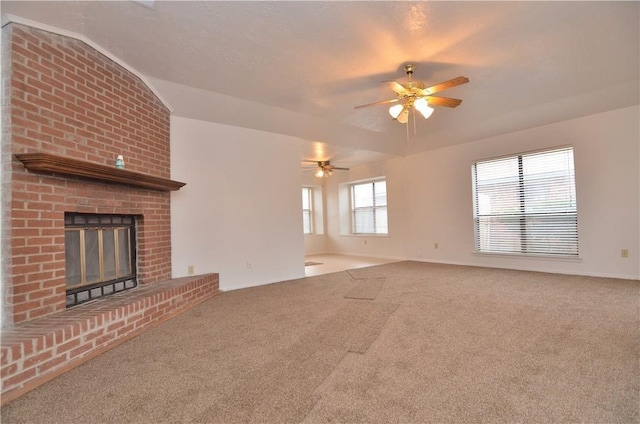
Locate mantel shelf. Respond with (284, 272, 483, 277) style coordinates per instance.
(16, 152, 186, 192)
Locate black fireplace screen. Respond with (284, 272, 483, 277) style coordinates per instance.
(64, 213, 137, 307)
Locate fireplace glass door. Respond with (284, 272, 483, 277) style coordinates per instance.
(65, 213, 137, 307)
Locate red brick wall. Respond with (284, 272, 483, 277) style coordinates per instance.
(3, 23, 173, 325)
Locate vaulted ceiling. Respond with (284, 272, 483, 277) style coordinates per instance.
(2, 1, 639, 169)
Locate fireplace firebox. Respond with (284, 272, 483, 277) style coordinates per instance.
(64, 213, 137, 307)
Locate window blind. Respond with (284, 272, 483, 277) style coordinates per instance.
(352, 180, 388, 234)
(472, 147, 578, 256)
(302, 187, 313, 234)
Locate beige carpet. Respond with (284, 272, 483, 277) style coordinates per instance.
(2, 261, 639, 423)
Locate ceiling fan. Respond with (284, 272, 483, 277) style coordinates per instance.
(354, 64, 469, 125)
(303, 160, 350, 178)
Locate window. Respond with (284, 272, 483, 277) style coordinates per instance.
(351, 180, 388, 234)
(302, 187, 313, 234)
(472, 147, 578, 256)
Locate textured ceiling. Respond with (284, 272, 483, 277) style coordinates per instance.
(2, 1, 639, 169)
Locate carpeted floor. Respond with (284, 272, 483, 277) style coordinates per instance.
(2, 261, 639, 423)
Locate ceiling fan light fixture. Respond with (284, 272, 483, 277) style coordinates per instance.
(397, 107, 410, 124)
(414, 97, 434, 119)
(389, 103, 404, 119)
(315, 167, 333, 178)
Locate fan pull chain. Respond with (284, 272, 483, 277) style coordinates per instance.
(413, 107, 417, 136)
(406, 115, 409, 143)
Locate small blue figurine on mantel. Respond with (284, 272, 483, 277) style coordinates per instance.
(115, 155, 125, 169)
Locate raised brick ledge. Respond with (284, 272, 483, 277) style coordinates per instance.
(0, 273, 220, 405)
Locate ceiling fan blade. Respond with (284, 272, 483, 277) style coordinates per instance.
(354, 98, 400, 109)
(331, 167, 350, 171)
(383, 80, 409, 95)
(421, 76, 469, 96)
(425, 96, 463, 108)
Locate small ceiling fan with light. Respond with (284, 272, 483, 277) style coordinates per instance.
(355, 64, 469, 127)
(303, 160, 350, 178)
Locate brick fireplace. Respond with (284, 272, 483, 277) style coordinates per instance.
(1, 22, 219, 402)
(2, 22, 177, 325)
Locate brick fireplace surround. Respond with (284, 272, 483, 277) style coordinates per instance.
(1, 23, 219, 403)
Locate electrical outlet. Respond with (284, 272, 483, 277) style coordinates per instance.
(621, 249, 629, 258)
(434, 242, 439, 249)
(246, 261, 252, 269)
(188, 265, 194, 275)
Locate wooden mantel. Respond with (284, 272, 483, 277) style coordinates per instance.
(16, 152, 186, 192)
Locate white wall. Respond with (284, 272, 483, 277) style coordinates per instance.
(169, 106, 638, 285)
(170, 117, 306, 290)
(325, 106, 640, 279)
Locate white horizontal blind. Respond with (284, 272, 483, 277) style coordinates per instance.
(472, 147, 578, 256)
(352, 180, 388, 234)
(302, 187, 313, 234)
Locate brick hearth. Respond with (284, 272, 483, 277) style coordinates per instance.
(1, 274, 219, 404)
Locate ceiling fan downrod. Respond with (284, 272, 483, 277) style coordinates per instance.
(404, 64, 415, 80)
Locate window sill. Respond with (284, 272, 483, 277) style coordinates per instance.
(473, 251, 583, 263)
(341, 233, 389, 238)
